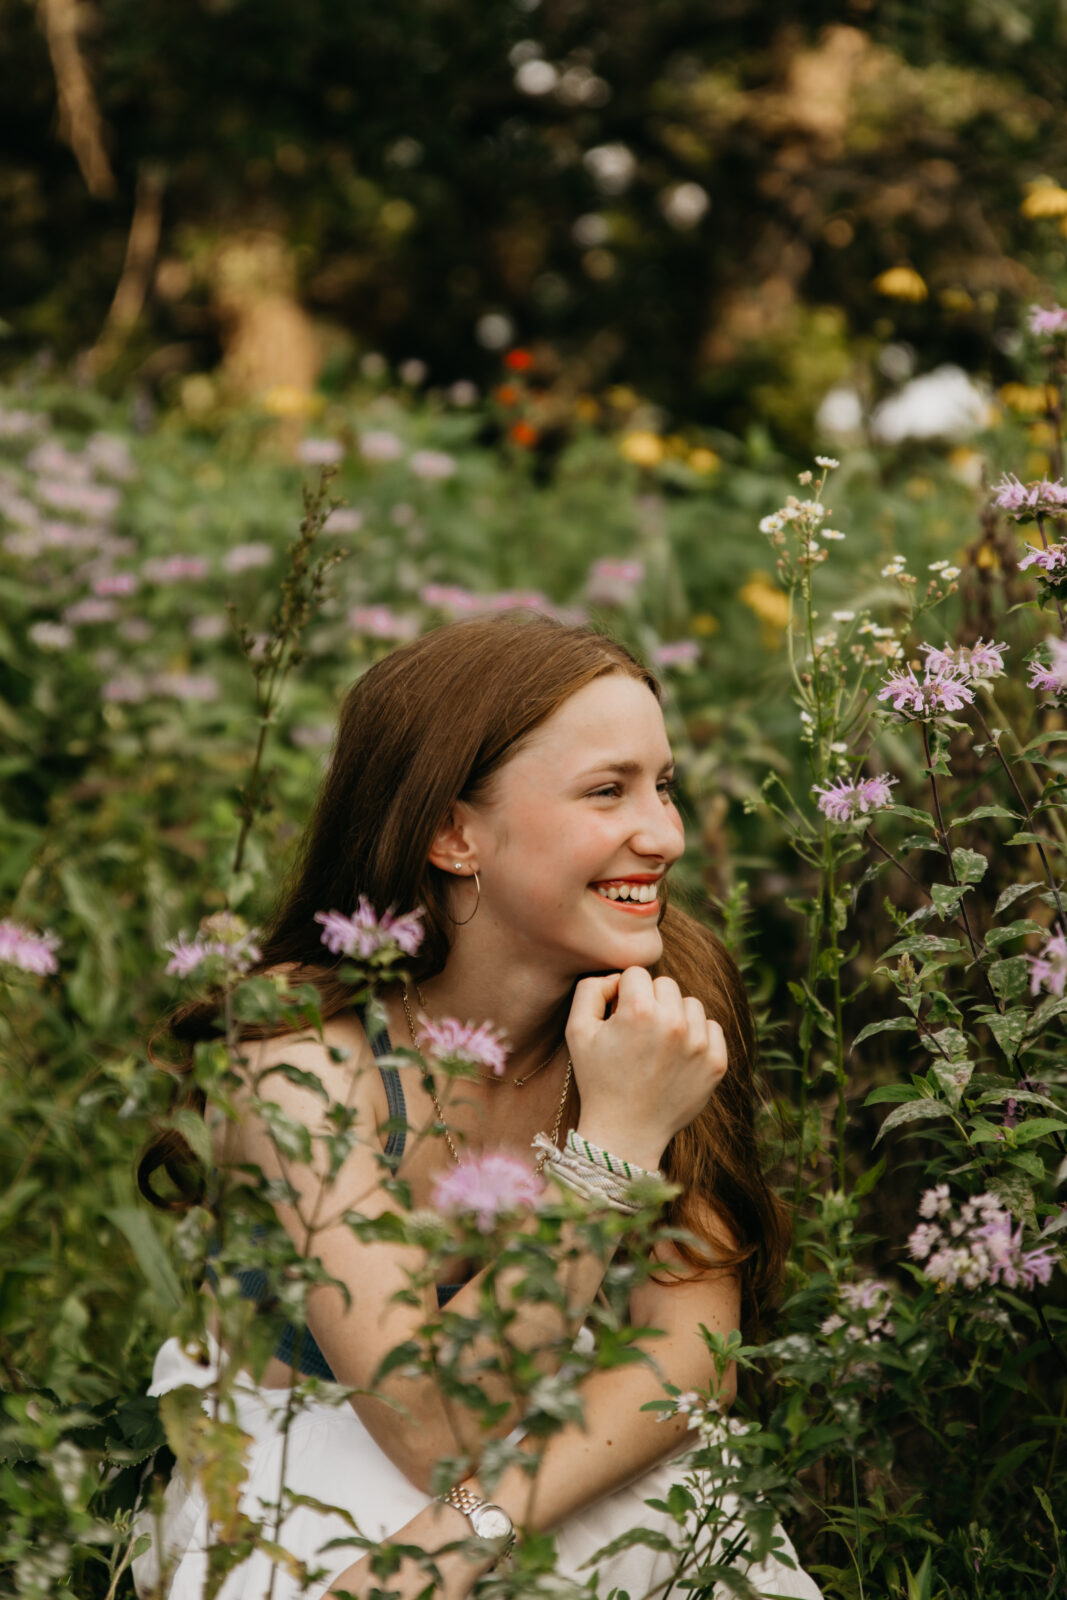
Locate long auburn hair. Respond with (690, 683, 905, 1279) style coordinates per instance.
(139, 614, 790, 1329)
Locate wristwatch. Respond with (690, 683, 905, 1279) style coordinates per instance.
(442, 1483, 516, 1555)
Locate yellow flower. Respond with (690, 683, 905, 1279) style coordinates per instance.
(687, 448, 721, 475)
(573, 395, 600, 422)
(1022, 181, 1067, 219)
(690, 612, 719, 636)
(873, 266, 928, 303)
(739, 573, 790, 630)
(620, 431, 665, 467)
(998, 382, 1054, 415)
(975, 544, 999, 571)
(262, 385, 323, 419)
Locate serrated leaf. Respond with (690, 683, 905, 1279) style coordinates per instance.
(951, 847, 988, 884)
(985, 1006, 1030, 1058)
(853, 1016, 918, 1046)
(875, 1100, 950, 1144)
(951, 804, 1021, 828)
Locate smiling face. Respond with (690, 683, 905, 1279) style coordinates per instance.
(458, 672, 685, 977)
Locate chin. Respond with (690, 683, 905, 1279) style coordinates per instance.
(579, 929, 664, 974)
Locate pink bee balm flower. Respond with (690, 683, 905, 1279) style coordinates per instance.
(1019, 543, 1067, 576)
(1028, 636, 1067, 696)
(0, 919, 60, 975)
(93, 572, 139, 597)
(919, 639, 1007, 681)
(1028, 305, 1067, 337)
(878, 663, 975, 718)
(102, 676, 149, 703)
(1028, 926, 1067, 997)
(587, 558, 645, 607)
(359, 429, 405, 462)
(164, 913, 261, 979)
(315, 898, 424, 960)
(876, 668, 926, 716)
(652, 640, 701, 668)
(153, 673, 220, 702)
(28, 622, 74, 651)
(416, 1015, 509, 1078)
(223, 542, 273, 573)
(432, 1152, 545, 1233)
(409, 449, 458, 481)
(992, 474, 1067, 519)
(143, 555, 209, 583)
(348, 605, 420, 641)
(419, 583, 482, 615)
(323, 508, 364, 535)
(62, 598, 119, 626)
(813, 772, 898, 823)
(297, 437, 344, 466)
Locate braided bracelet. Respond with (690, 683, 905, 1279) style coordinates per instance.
(565, 1129, 664, 1184)
(530, 1132, 663, 1215)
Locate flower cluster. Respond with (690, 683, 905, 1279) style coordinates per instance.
(1028, 304, 1067, 337)
(164, 912, 262, 979)
(315, 898, 424, 960)
(1028, 637, 1067, 696)
(665, 1391, 751, 1447)
(877, 663, 975, 718)
(1028, 925, 1067, 997)
(587, 558, 644, 607)
(992, 474, 1067, 519)
(813, 772, 897, 824)
(432, 1151, 544, 1233)
(416, 1015, 509, 1077)
(0, 919, 61, 976)
(908, 1187, 1058, 1292)
(820, 1278, 895, 1343)
(919, 639, 1007, 681)
(1019, 542, 1067, 578)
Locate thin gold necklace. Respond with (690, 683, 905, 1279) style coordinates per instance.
(412, 981, 560, 1087)
(400, 986, 573, 1171)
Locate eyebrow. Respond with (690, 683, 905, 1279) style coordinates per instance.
(575, 758, 675, 780)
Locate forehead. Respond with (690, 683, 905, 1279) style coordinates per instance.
(510, 673, 670, 771)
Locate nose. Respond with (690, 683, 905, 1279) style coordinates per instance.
(629, 785, 685, 864)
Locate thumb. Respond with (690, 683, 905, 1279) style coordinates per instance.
(568, 972, 622, 1033)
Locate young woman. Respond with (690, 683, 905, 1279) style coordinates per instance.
(134, 615, 822, 1600)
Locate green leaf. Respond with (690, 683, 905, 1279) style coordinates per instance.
(950, 847, 987, 884)
(169, 1107, 213, 1168)
(1025, 992, 1067, 1034)
(931, 882, 967, 916)
(898, 834, 944, 854)
(257, 1062, 330, 1102)
(1006, 831, 1054, 847)
(994, 881, 1044, 915)
(852, 1016, 917, 1046)
(986, 1007, 1030, 1058)
(875, 1100, 951, 1144)
(865, 1084, 925, 1106)
(106, 1206, 183, 1313)
(988, 956, 1030, 1001)
(951, 804, 1021, 828)
(984, 919, 1045, 950)
(1012, 1117, 1067, 1144)
(1018, 729, 1067, 755)
(884, 934, 963, 959)
(930, 1058, 974, 1109)
(853, 1155, 886, 1197)
(886, 804, 938, 829)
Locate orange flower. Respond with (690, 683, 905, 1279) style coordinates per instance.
(505, 349, 533, 372)
(510, 420, 540, 448)
(495, 384, 520, 406)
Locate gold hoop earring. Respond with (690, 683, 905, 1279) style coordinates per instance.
(450, 867, 481, 926)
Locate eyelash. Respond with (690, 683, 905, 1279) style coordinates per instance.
(589, 779, 679, 801)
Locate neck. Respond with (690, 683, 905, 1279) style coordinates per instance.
(404, 953, 573, 1083)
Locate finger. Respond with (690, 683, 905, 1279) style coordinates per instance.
(683, 994, 708, 1048)
(706, 1018, 728, 1081)
(568, 972, 622, 1030)
(616, 966, 655, 1008)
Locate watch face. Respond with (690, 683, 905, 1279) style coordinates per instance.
(472, 1506, 513, 1543)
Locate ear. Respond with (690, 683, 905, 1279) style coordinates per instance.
(426, 802, 479, 875)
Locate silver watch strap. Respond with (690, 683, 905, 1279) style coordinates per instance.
(444, 1484, 485, 1520)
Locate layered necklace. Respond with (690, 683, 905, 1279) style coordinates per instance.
(400, 984, 573, 1171)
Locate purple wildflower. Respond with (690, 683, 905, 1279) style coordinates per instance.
(223, 542, 273, 573)
(1019, 543, 1067, 577)
(877, 667, 926, 716)
(814, 772, 898, 824)
(1028, 636, 1067, 695)
(1028, 305, 1067, 337)
(909, 1189, 1060, 1292)
(315, 898, 425, 960)
(409, 449, 458, 481)
(297, 437, 344, 466)
(419, 583, 483, 615)
(432, 1151, 545, 1233)
(348, 605, 420, 641)
(0, 919, 61, 976)
(152, 673, 220, 702)
(483, 589, 552, 614)
(587, 558, 645, 607)
(652, 640, 701, 668)
(143, 555, 209, 583)
(323, 508, 364, 535)
(919, 639, 1007, 680)
(28, 622, 74, 651)
(164, 913, 261, 979)
(102, 676, 149, 704)
(359, 429, 405, 463)
(878, 662, 975, 719)
(38, 481, 121, 519)
(1028, 925, 1067, 997)
(992, 474, 1067, 519)
(416, 1015, 510, 1078)
(62, 598, 119, 626)
(93, 572, 139, 597)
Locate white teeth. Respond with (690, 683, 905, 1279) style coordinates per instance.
(595, 882, 658, 904)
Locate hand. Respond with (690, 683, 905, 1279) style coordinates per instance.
(325, 1502, 489, 1600)
(565, 967, 727, 1168)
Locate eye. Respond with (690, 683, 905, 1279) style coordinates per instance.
(588, 784, 622, 799)
(658, 777, 679, 800)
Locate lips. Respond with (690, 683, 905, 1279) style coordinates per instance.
(590, 876, 662, 914)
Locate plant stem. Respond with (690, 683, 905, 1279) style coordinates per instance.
(920, 723, 983, 969)
(972, 703, 1067, 931)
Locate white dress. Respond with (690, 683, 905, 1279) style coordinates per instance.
(131, 1333, 823, 1600)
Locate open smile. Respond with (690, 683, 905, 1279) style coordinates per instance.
(590, 876, 662, 916)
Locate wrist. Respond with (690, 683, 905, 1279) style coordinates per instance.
(574, 1119, 665, 1173)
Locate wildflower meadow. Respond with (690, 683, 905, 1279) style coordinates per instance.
(3, 294, 1067, 1600)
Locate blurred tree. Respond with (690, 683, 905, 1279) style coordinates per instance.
(4, 0, 1067, 435)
